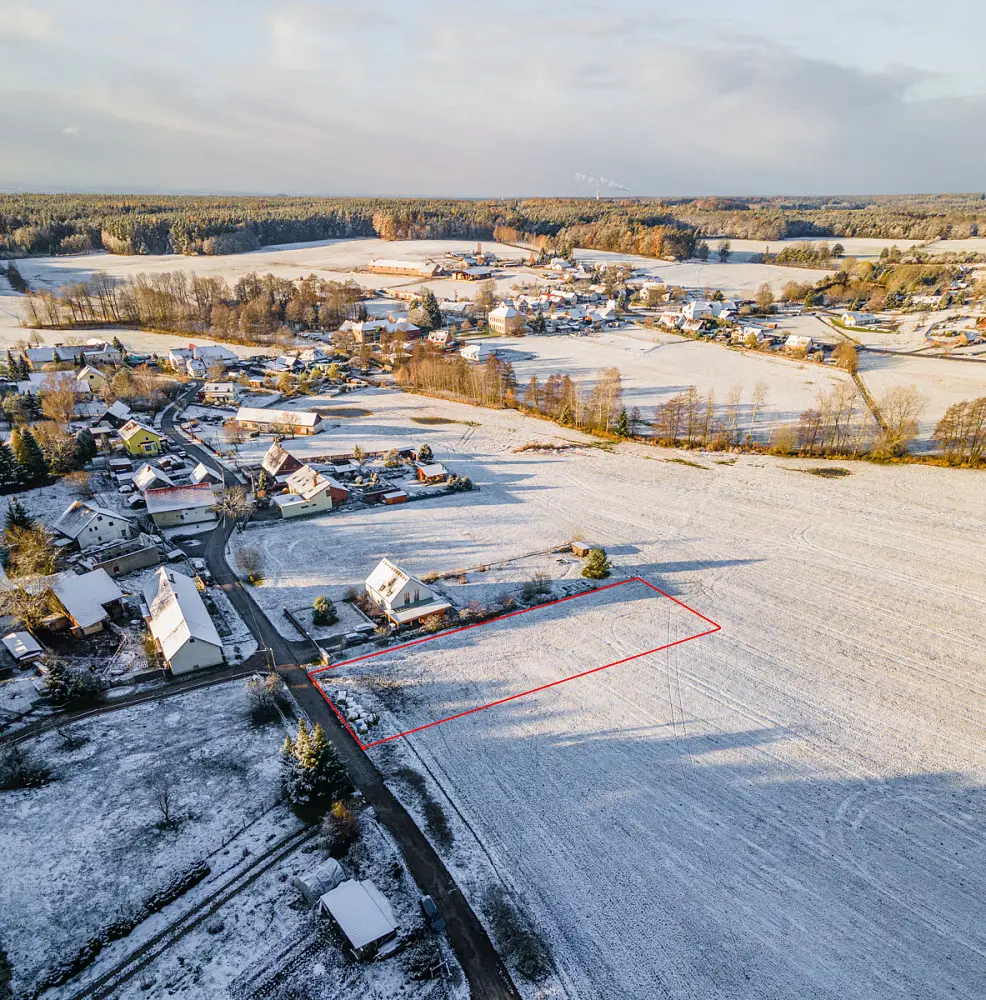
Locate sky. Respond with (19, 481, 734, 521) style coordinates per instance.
(1, 0, 985, 196)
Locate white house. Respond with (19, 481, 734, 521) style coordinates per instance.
(460, 342, 497, 363)
(144, 483, 218, 529)
(273, 465, 341, 518)
(364, 558, 452, 628)
(201, 382, 239, 404)
(841, 311, 879, 327)
(143, 567, 224, 674)
(785, 334, 815, 352)
(488, 304, 524, 335)
(53, 501, 133, 550)
(133, 463, 174, 494)
(681, 300, 715, 320)
(189, 462, 224, 489)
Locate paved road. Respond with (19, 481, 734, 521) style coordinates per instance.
(162, 394, 521, 1000)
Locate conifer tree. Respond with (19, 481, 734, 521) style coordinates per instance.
(74, 427, 97, 464)
(417, 443, 433, 463)
(4, 497, 32, 531)
(10, 427, 47, 484)
(280, 719, 352, 807)
(0, 441, 21, 488)
(616, 407, 630, 437)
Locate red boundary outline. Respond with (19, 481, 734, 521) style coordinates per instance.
(310, 576, 720, 750)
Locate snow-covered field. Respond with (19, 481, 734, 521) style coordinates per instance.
(231, 388, 986, 1000)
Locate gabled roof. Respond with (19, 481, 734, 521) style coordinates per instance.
(53, 500, 132, 540)
(365, 558, 412, 601)
(119, 418, 160, 441)
(143, 567, 222, 661)
(317, 879, 397, 952)
(236, 406, 320, 428)
(51, 569, 123, 628)
(203, 381, 236, 393)
(133, 463, 174, 493)
(189, 462, 223, 485)
(261, 441, 303, 478)
(144, 482, 217, 514)
(107, 400, 132, 421)
(77, 364, 108, 382)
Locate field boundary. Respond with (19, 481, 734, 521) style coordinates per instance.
(311, 576, 721, 749)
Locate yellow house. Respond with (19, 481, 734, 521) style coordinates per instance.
(76, 365, 109, 394)
(119, 418, 162, 457)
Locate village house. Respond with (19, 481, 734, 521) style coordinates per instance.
(261, 441, 303, 481)
(49, 569, 126, 636)
(76, 365, 109, 393)
(189, 462, 224, 489)
(784, 334, 814, 352)
(53, 501, 133, 551)
(841, 311, 879, 327)
(364, 558, 452, 628)
(235, 406, 322, 436)
(144, 483, 218, 529)
(200, 382, 239, 405)
(273, 465, 346, 518)
(80, 533, 161, 576)
(143, 567, 224, 674)
(416, 462, 448, 484)
(119, 419, 163, 457)
(426, 330, 455, 348)
(133, 463, 174, 493)
(488, 304, 524, 335)
(452, 266, 494, 281)
(460, 342, 497, 363)
(24, 341, 121, 369)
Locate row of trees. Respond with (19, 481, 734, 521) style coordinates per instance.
(23, 271, 366, 344)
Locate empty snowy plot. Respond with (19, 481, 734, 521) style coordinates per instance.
(315, 578, 718, 746)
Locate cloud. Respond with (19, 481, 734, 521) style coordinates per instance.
(0, 1, 984, 195)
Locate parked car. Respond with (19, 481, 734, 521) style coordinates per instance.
(419, 895, 446, 933)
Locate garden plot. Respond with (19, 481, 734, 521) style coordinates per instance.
(315, 578, 717, 747)
(0, 680, 294, 998)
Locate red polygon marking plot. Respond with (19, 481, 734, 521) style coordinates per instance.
(310, 576, 720, 750)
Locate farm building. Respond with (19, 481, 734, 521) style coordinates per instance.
(133, 463, 174, 494)
(453, 266, 493, 281)
(261, 441, 303, 481)
(364, 558, 451, 628)
(53, 501, 133, 550)
(784, 335, 814, 352)
(367, 259, 443, 278)
(119, 419, 163, 457)
(144, 483, 218, 529)
(49, 569, 126, 636)
(235, 406, 322, 435)
(383, 490, 408, 505)
(80, 534, 161, 576)
(143, 567, 224, 674)
(317, 879, 398, 960)
(293, 858, 346, 905)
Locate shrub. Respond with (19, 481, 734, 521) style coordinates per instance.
(40, 659, 104, 707)
(235, 546, 264, 585)
(321, 798, 361, 856)
(245, 672, 289, 724)
(312, 596, 338, 626)
(581, 547, 611, 579)
(0, 746, 52, 791)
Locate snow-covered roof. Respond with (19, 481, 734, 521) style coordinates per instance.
(293, 857, 345, 903)
(236, 406, 321, 428)
(143, 567, 222, 661)
(77, 364, 108, 382)
(386, 597, 452, 625)
(133, 463, 174, 493)
(285, 465, 338, 501)
(2, 631, 42, 660)
(53, 500, 131, 540)
(489, 304, 519, 319)
(368, 258, 440, 275)
(189, 462, 222, 485)
(107, 400, 132, 421)
(51, 569, 123, 628)
(144, 483, 217, 514)
(365, 558, 412, 601)
(417, 462, 447, 478)
(203, 381, 236, 393)
(261, 441, 302, 477)
(317, 879, 397, 952)
(119, 418, 159, 441)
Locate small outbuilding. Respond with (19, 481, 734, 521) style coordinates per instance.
(293, 858, 346, 905)
(2, 631, 43, 662)
(144, 483, 218, 529)
(317, 879, 398, 960)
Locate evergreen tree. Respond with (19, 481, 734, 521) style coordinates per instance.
(531, 312, 546, 335)
(419, 289, 443, 330)
(281, 719, 352, 807)
(417, 443, 433, 463)
(581, 547, 612, 580)
(0, 441, 21, 488)
(616, 407, 630, 437)
(74, 427, 98, 464)
(10, 427, 47, 484)
(4, 497, 32, 531)
(312, 595, 338, 626)
(16, 356, 29, 379)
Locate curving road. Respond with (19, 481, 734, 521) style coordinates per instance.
(161, 387, 521, 1000)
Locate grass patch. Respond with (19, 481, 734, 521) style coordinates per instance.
(666, 457, 709, 470)
(410, 416, 478, 426)
(392, 766, 454, 850)
(483, 885, 553, 983)
(805, 466, 852, 477)
(312, 406, 372, 418)
(713, 458, 737, 465)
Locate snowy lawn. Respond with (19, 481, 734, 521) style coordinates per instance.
(0, 679, 294, 997)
